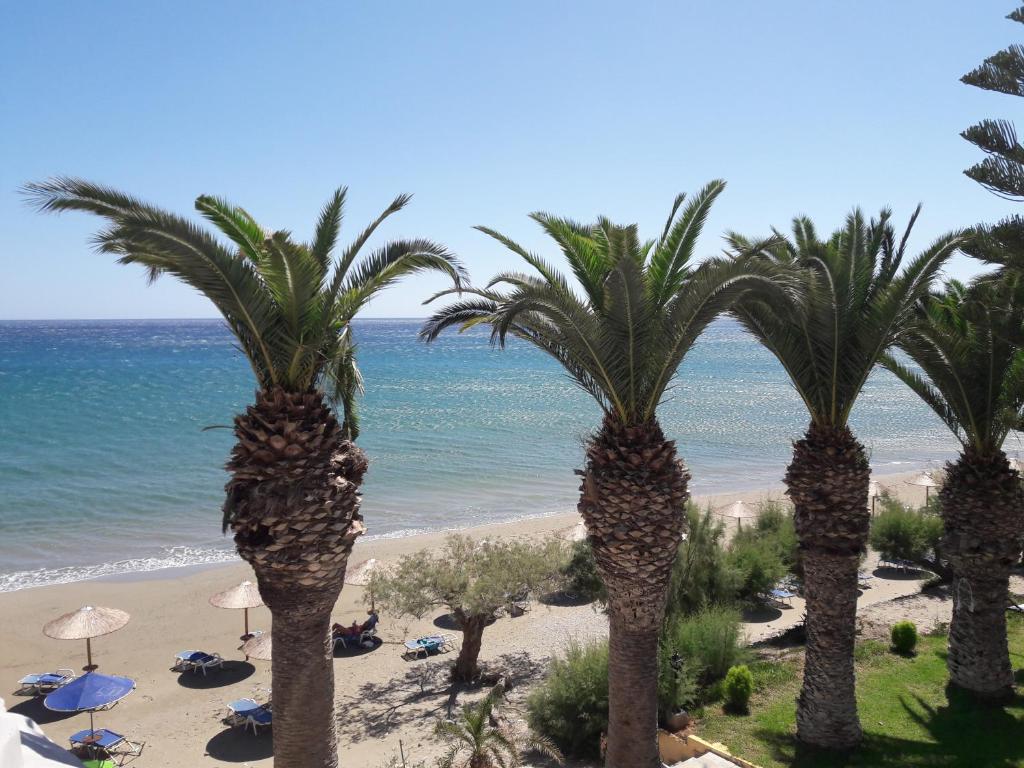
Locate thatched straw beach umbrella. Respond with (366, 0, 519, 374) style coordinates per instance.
(907, 471, 939, 503)
(715, 500, 759, 530)
(209, 581, 264, 640)
(43, 606, 129, 671)
(346, 559, 379, 611)
(868, 480, 881, 515)
(241, 632, 272, 661)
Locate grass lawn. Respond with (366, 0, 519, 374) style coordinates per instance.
(696, 614, 1024, 768)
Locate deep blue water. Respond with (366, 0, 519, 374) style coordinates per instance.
(0, 318, 964, 590)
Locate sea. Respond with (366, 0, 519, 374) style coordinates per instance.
(0, 318, 976, 592)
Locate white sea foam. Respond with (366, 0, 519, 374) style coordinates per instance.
(0, 545, 241, 593)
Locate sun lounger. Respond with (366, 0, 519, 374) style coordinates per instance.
(768, 588, 795, 606)
(69, 728, 144, 765)
(333, 612, 380, 650)
(225, 698, 262, 727)
(245, 707, 273, 735)
(1008, 601, 1024, 614)
(402, 634, 454, 659)
(173, 650, 224, 675)
(16, 668, 75, 695)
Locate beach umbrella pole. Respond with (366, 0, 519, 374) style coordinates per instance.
(86, 637, 93, 670)
(244, 607, 249, 637)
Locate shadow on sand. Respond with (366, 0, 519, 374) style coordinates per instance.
(433, 612, 496, 631)
(338, 650, 546, 743)
(873, 566, 927, 581)
(6, 696, 78, 724)
(743, 605, 784, 624)
(177, 660, 255, 689)
(334, 637, 383, 658)
(206, 726, 273, 762)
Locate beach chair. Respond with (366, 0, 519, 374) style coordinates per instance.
(225, 698, 262, 727)
(69, 728, 144, 765)
(245, 707, 273, 735)
(333, 612, 380, 650)
(15, 668, 75, 695)
(858, 570, 874, 588)
(402, 635, 444, 660)
(173, 650, 224, 676)
(768, 588, 795, 607)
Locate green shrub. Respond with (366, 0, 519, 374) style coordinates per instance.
(891, 621, 918, 655)
(560, 540, 606, 602)
(665, 605, 746, 683)
(526, 641, 608, 758)
(753, 500, 799, 572)
(666, 504, 741, 617)
(723, 664, 754, 713)
(657, 638, 698, 722)
(871, 496, 943, 566)
(726, 534, 787, 601)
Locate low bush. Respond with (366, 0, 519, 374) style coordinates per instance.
(723, 664, 754, 713)
(726, 534, 787, 602)
(560, 539, 606, 602)
(526, 641, 608, 759)
(666, 504, 741, 617)
(664, 605, 746, 683)
(891, 620, 918, 655)
(658, 638, 698, 722)
(871, 496, 946, 577)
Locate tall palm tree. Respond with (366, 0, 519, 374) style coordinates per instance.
(421, 180, 785, 768)
(728, 209, 961, 749)
(25, 177, 464, 768)
(882, 277, 1024, 700)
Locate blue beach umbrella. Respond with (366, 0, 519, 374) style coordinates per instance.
(43, 672, 135, 734)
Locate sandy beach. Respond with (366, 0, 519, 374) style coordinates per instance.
(0, 469, 944, 767)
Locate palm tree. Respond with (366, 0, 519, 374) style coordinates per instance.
(25, 177, 464, 768)
(882, 277, 1024, 700)
(421, 180, 785, 768)
(728, 209, 961, 749)
(434, 684, 563, 768)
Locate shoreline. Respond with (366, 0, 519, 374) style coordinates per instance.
(1, 466, 940, 595)
(0, 468, 939, 768)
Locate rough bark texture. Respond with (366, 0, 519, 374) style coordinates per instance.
(941, 449, 1024, 701)
(454, 612, 488, 683)
(578, 417, 689, 768)
(224, 388, 368, 768)
(785, 423, 870, 750)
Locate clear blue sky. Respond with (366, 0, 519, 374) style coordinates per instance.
(1, 1, 1020, 319)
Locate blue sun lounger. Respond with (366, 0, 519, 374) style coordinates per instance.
(402, 635, 453, 659)
(173, 650, 224, 675)
(768, 588, 795, 606)
(69, 728, 144, 763)
(245, 707, 273, 735)
(16, 669, 75, 695)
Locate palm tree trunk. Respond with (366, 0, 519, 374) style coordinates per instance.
(606, 611, 660, 767)
(785, 423, 870, 750)
(224, 388, 369, 768)
(260, 582, 339, 768)
(579, 417, 689, 768)
(941, 449, 1023, 701)
(453, 612, 488, 683)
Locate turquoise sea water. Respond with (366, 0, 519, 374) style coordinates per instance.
(0, 318, 967, 591)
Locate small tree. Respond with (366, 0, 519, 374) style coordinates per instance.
(435, 684, 563, 768)
(870, 496, 950, 579)
(370, 535, 565, 681)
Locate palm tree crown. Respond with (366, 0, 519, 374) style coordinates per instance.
(24, 177, 465, 437)
(421, 180, 783, 424)
(728, 208, 963, 427)
(882, 278, 1024, 455)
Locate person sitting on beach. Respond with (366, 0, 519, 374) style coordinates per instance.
(331, 621, 360, 639)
